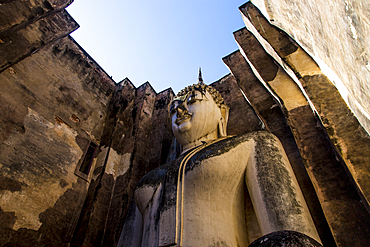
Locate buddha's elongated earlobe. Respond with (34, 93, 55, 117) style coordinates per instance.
(218, 104, 230, 137)
(218, 118, 226, 137)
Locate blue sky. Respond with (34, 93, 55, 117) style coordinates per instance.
(67, 0, 247, 93)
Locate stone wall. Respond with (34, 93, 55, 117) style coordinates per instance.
(229, 2, 370, 246)
(0, 1, 116, 245)
(70, 80, 176, 247)
(249, 0, 370, 134)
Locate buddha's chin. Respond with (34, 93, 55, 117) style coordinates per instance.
(176, 120, 191, 133)
(173, 122, 196, 146)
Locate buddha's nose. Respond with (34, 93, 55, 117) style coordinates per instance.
(176, 102, 187, 117)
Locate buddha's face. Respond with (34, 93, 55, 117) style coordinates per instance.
(170, 89, 222, 147)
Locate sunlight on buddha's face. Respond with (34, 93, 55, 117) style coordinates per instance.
(170, 88, 222, 150)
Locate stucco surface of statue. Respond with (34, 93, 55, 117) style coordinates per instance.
(120, 75, 322, 247)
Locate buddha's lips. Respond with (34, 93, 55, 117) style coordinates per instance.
(175, 113, 192, 125)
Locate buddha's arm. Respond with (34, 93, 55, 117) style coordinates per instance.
(135, 185, 158, 215)
(244, 131, 321, 244)
(117, 200, 143, 247)
(118, 184, 159, 247)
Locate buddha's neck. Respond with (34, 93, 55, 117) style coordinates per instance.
(181, 131, 219, 154)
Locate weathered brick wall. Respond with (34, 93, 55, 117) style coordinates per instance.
(71, 80, 176, 247)
(0, 0, 76, 73)
(232, 2, 370, 246)
(249, 0, 370, 134)
(0, 1, 115, 245)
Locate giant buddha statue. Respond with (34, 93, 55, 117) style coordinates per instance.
(121, 72, 322, 247)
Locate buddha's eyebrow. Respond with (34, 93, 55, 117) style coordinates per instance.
(170, 100, 182, 109)
(170, 99, 182, 105)
(194, 88, 205, 94)
(190, 89, 206, 97)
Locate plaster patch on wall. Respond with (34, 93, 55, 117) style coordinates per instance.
(93, 146, 109, 175)
(0, 108, 83, 230)
(285, 49, 322, 77)
(347, 15, 358, 39)
(105, 150, 131, 179)
(267, 68, 308, 111)
(1, 182, 72, 230)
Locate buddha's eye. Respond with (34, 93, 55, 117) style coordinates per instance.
(187, 91, 203, 104)
(187, 94, 195, 104)
(170, 101, 181, 114)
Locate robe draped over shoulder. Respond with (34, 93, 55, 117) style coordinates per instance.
(126, 131, 320, 247)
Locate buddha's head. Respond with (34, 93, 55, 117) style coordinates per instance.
(170, 82, 229, 153)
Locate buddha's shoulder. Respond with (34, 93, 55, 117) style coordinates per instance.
(136, 156, 182, 189)
(189, 131, 276, 162)
(214, 130, 278, 148)
(136, 132, 279, 187)
(233, 131, 282, 151)
(239, 130, 279, 142)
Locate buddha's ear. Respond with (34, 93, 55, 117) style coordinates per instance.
(218, 104, 230, 137)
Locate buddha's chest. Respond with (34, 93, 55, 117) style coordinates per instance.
(137, 140, 254, 247)
(184, 145, 251, 186)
